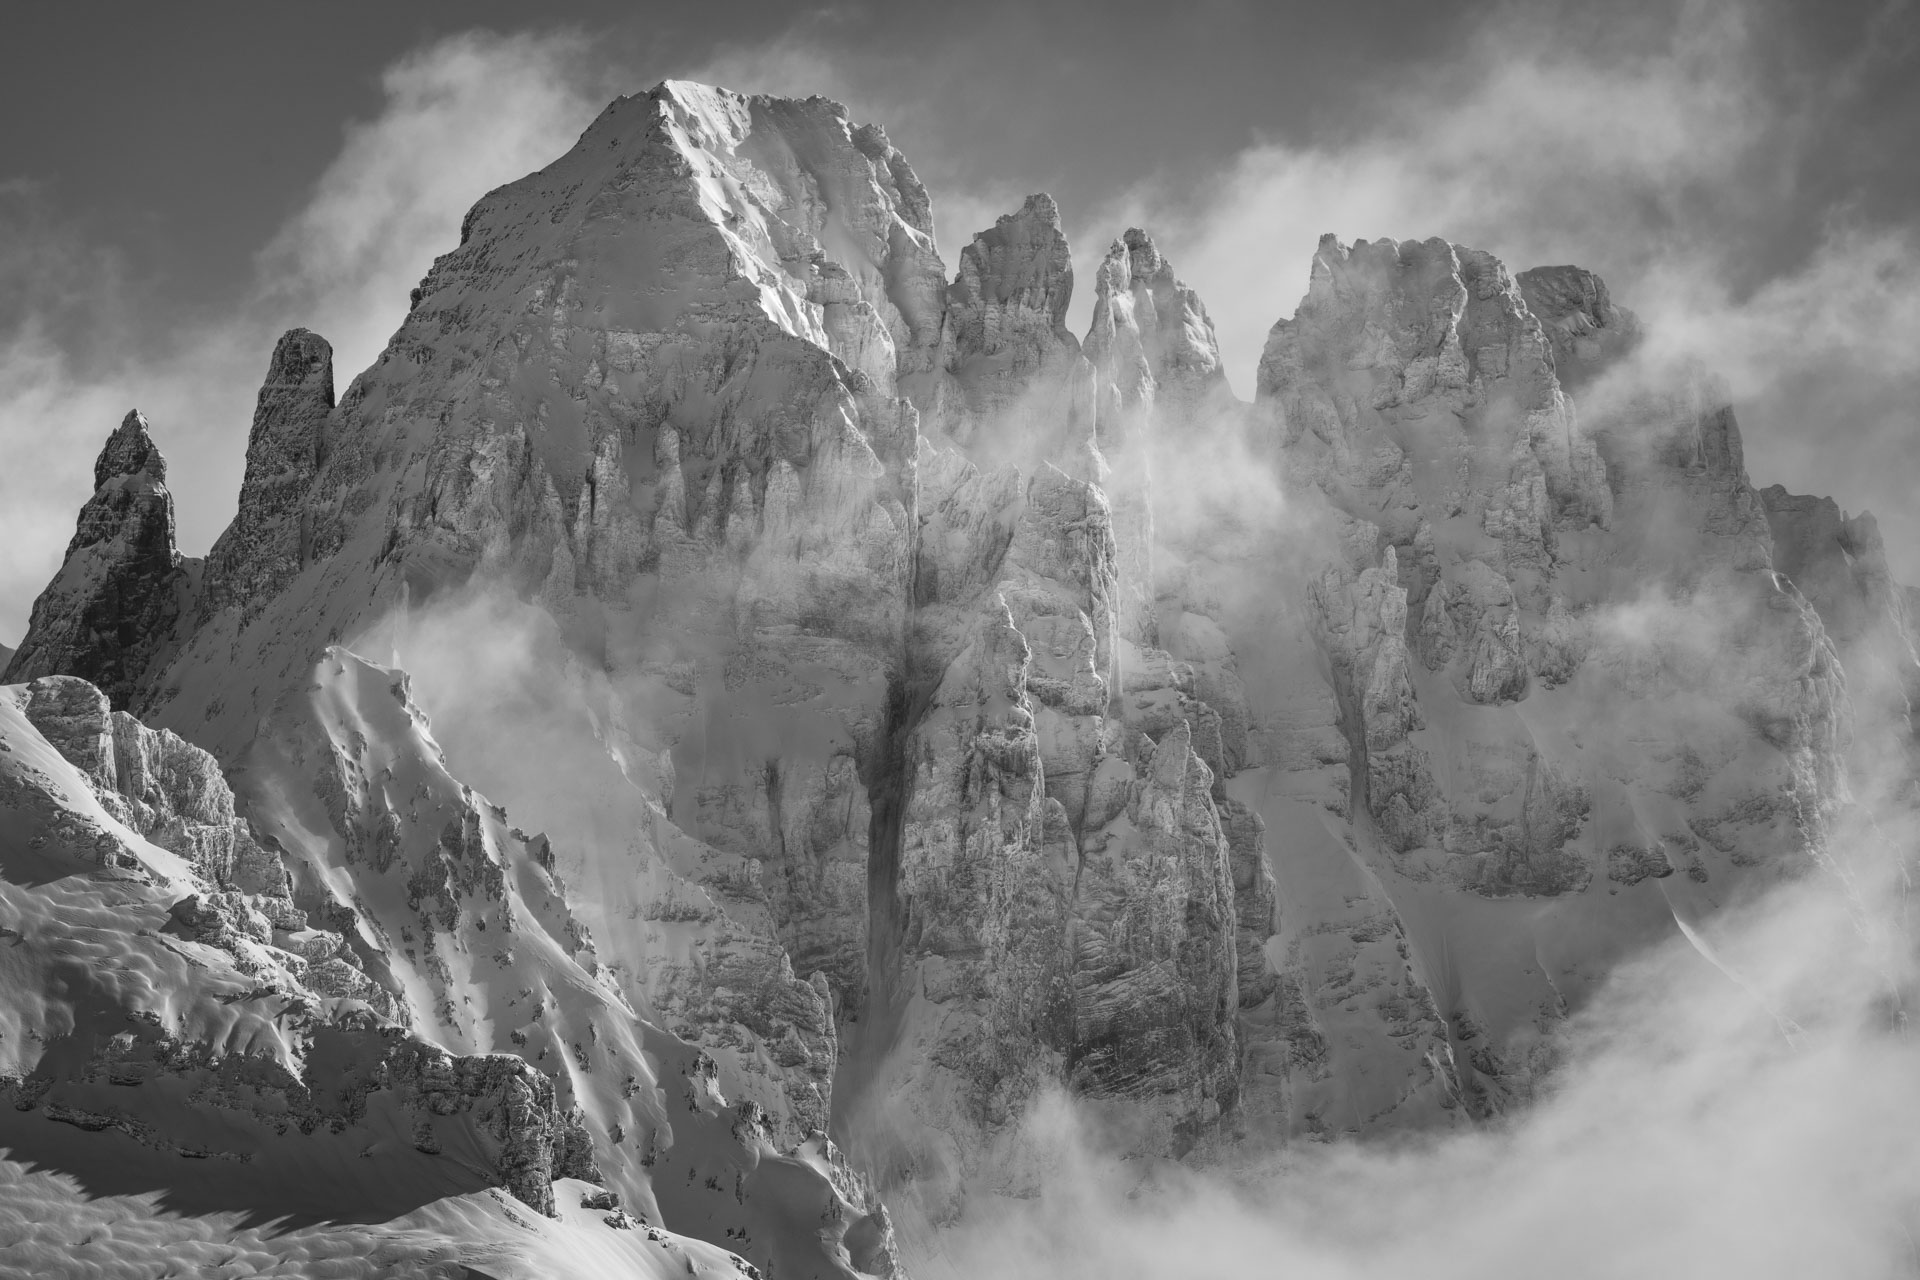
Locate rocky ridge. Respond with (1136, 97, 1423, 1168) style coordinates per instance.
(2, 77, 1910, 1269)
(0, 675, 589, 1214)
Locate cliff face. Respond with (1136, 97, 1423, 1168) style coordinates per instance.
(0, 78, 1901, 1268)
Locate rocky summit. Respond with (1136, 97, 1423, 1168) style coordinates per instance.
(1, 80, 1914, 1277)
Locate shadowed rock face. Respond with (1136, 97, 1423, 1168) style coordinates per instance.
(3, 412, 192, 710)
(203, 327, 335, 617)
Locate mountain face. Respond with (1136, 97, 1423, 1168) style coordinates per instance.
(2, 80, 1914, 1276)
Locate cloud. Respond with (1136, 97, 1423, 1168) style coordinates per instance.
(909, 834, 1920, 1279)
(1126, 3, 1768, 385)
(1107, 1, 1920, 576)
(0, 30, 606, 645)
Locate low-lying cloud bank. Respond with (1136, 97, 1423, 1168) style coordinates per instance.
(910, 835, 1920, 1279)
(0, 30, 605, 643)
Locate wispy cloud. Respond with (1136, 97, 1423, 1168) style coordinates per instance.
(911, 833, 1920, 1278)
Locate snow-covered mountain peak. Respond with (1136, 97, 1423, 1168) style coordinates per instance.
(3, 77, 1916, 1280)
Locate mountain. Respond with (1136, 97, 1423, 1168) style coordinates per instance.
(2, 80, 1914, 1276)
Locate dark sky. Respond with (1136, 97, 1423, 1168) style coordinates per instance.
(1, 0, 1916, 640)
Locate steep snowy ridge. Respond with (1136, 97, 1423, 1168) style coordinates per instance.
(0, 668, 893, 1278)
(1, 78, 1913, 1273)
(0, 676, 583, 1210)
(203, 327, 337, 619)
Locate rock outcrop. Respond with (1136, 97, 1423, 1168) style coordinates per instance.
(843, 213, 1261, 1208)
(3, 412, 194, 709)
(1082, 227, 1233, 648)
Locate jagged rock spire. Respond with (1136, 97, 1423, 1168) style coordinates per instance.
(93, 406, 168, 489)
(1761, 486, 1920, 766)
(1085, 227, 1226, 415)
(1078, 227, 1230, 647)
(203, 327, 335, 616)
(2, 410, 189, 709)
(947, 192, 1076, 347)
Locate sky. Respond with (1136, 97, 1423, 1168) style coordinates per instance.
(1, 0, 1917, 643)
